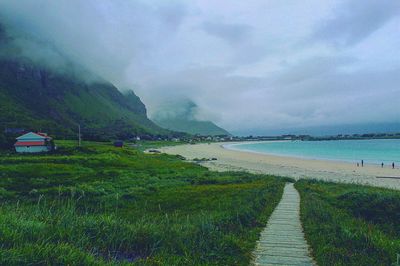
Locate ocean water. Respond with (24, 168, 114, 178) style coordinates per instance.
(227, 139, 400, 165)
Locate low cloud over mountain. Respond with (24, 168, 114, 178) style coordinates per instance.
(1, 0, 399, 135)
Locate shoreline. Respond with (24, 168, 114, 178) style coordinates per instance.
(223, 141, 359, 165)
(224, 140, 400, 165)
(160, 142, 400, 190)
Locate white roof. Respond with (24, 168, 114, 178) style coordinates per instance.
(16, 132, 51, 141)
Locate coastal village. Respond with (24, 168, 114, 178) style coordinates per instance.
(5, 127, 400, 154)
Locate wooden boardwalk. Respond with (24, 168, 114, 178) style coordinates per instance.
(252, 183, 315, 266)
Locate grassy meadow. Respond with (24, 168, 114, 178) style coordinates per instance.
(0, 140, 289, 265)
(296, 180, 400, 266)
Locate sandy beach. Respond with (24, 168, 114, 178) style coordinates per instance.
(160, 142, 400, 190)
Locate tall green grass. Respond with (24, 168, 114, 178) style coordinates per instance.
(296, 180, 400, 266)
(0, 141, 288, 265)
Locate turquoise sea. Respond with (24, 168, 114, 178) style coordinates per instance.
(227, 139, 400, 165)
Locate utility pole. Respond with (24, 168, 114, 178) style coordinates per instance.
(78, 124, 81, 147)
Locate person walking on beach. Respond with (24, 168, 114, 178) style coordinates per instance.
(393, 162, 395, 169)
(381, 162, 384, 168)
(361, 160, 364, 167)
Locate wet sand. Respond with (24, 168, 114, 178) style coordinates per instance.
(160, 142, 400, 190)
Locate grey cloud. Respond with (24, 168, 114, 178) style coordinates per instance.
(156, 2, 187, 30)
(0, 0, 399, 135)
(200, 21, 268, 65)
(271, 56, 357, 88)
(313, 0, 400, 47)
(0, 0, 188, 86)
(201, 21, 253, 44)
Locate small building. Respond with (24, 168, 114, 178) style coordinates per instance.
(114, 140, 124, 148)
(14, 132, 53, 153)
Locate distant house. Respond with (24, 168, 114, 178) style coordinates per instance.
(114, 140, 124, 148)
(14, 132, 53, 153)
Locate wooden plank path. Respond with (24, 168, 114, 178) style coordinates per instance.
(252, 183, 315, 266)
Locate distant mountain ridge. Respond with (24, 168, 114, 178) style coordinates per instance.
(154, 118, 230, 136)
(152, 100, 230, 136)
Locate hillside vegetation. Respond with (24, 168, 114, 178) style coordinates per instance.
(0, 23, 169, 145)
(0, 141, 288, 265)
(296, 180, 400, 266)
(0, 59, 167, 140)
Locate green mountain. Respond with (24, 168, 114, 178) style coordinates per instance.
(0, 24, 168, 144)
(154, 118, 230, 136)
(152, 101, 230, 136)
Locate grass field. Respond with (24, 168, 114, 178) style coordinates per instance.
(0, 141, 289, 265)
(133, 140, 187, 152)
(296, 179, 400, 266)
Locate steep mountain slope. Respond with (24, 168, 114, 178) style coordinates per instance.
(0, 24, 168, 142)
(0, 59, 167, 140)
(152, 100, 230, 136)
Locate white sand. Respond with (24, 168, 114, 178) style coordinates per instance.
(160, 142, 400, 190)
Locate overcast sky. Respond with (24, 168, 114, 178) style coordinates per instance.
(1, 0, 399, 135)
